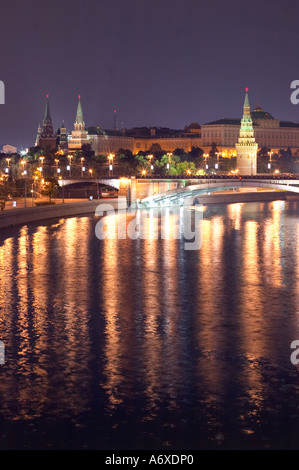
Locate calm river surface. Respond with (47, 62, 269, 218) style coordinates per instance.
(1, 200, 299, 449)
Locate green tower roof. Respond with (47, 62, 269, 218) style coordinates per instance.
(75, 95, 84, 125)
(244, 87, 250, 109)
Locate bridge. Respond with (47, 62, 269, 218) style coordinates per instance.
(58, 177, 121, 190)
(57, 175, 299, 207)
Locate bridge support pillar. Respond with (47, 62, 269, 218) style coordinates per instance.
(117, 177, 137, 206)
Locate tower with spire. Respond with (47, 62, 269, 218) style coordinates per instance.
(68, 95, 90, 150)
(36, 94, 57, 150)
(235, 88, 258, 175)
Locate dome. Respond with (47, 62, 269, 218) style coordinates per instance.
(251, 104, 274, 120)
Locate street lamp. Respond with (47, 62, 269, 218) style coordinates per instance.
(215, 152, 220, 170)
(204, 153, 209, 170)
(55, 158, 60, 175)
(21, 160, 27, 207)
(5, 158, 11, 174)
(147, 154, 153, 175)
(39, 156, 45, 175)
(67, 155, 73, 176)
(108, 153, 114, 176)
(268, 150, 273, 172)
(166, 152, 172, 171)
(81, 157, 85, 177)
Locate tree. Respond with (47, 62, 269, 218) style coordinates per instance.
(176, 161, 196, 176)
(257, 147, 271, 158)
(41, 177, 59, 202)
(0, 176, 15, 210)
(81, 144, 94, 159)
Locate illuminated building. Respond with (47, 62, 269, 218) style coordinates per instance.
(235, 88, 258, 175)
(68, 95, 90, 150)
(201, 99, 299, 157)
(2, 144, 17, 154)
(88, 124, 202, 155)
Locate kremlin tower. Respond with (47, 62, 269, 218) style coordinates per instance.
(35, 95, 57, 150)
(68, 95, 90, 150)
(235, 88, 258, 175)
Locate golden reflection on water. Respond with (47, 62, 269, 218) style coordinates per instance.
(0, 202, 299, 433)
(101, 212, 123, 409)
(0, 217, 93, 421)
(227, 202, 243, 231)
(263, 201, 282, 289)
(196, 216, 226, 402)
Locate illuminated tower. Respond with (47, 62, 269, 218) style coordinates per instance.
(36, 94, 57, 150)
(235, 88, 258, 175)
(68, 95, 90, 150)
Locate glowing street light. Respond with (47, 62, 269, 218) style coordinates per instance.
(108, 153, 114, 176)
(39, 156, 45, 175)
(21, 160, 27, 207)
(5, 157, 11, 174)
(80, 157, 85, 176)
(147, 154, 154, 175)
(67, 155, 73, 176)
(215, 151, 221, 170)
(268, 150, 273, 172)
(54, 158, 60, 175)
(20, 159, 27, 175)
(204, 153, 209, 169)
(166, 152, 172, 170)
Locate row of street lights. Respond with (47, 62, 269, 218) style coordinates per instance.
(4, 149, 277, 182)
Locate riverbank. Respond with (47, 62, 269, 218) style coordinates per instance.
(0, 198, 125, 229)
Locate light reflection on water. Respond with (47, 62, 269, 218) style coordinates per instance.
(1, 201, 299, 449)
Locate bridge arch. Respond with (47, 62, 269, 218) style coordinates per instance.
(58, 178, 120, 190)
(141, 180, 299, 207)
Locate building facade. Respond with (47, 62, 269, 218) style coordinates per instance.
(201, 103, 299, 157)
(88, 125, 202, 155)
(2, 144, 17, 154)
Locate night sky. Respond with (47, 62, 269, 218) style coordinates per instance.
(1, 0, 299, 150)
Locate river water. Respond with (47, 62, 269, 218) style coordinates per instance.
(1, 200, 299, 449)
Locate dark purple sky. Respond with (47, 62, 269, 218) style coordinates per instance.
(1, 0, 299, 150)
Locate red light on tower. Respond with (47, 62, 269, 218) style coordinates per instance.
(245, 87, 249, 92)
(46, 94, 49, 98)
(78, 94, 81, 99)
